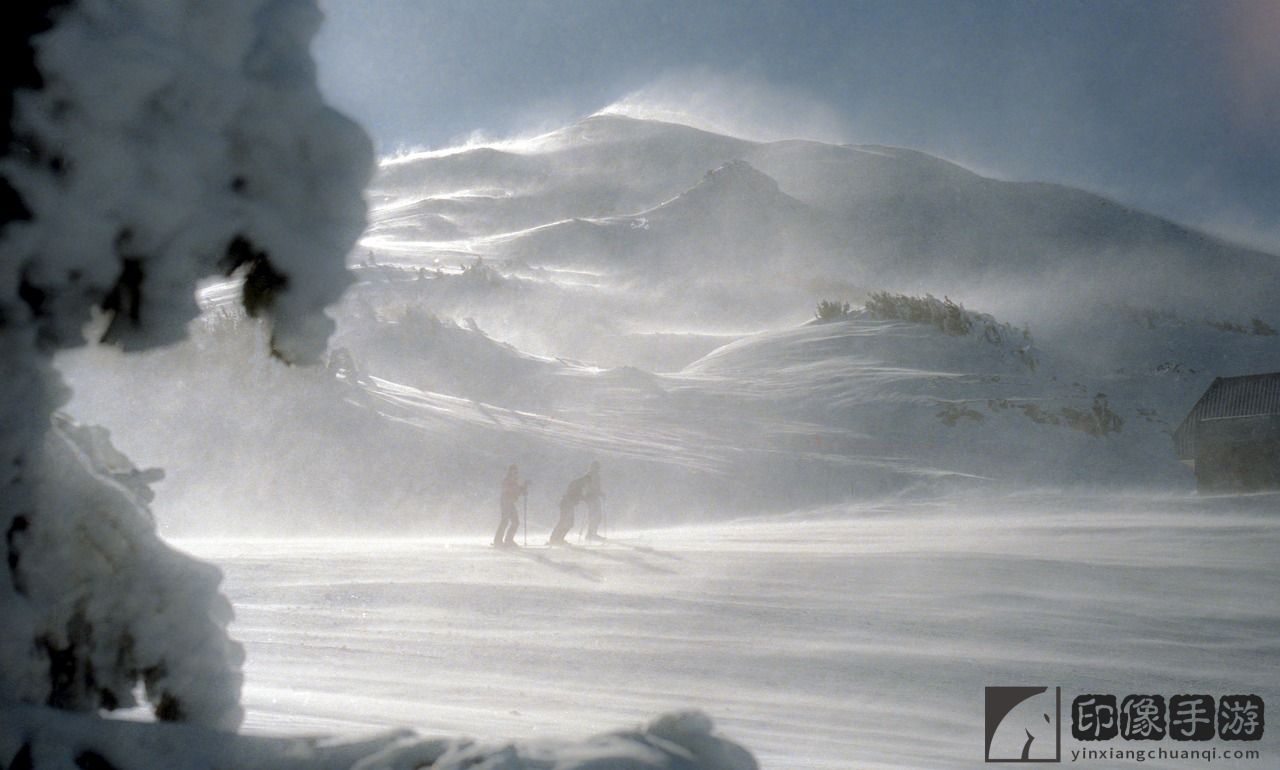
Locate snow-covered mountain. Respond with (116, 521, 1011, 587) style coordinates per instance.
(58, 114, 1280, 534)
(366, 114, 1280, 323)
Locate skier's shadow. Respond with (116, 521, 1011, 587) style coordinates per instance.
(571, 546, 676, 575)
(612, 542, 683, 562)
(511, 549, 602, 582)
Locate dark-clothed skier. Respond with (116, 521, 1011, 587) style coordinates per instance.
(493, 464, 527, 547)
(548, 472, 588, 544)
(583, 461, 605, 541)
(549, 462, 605, 544)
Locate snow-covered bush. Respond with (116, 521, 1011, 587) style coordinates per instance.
(1110, 303, 1279, 337)
(457, 256, 507, 286)
(987, 393, 1124, 437)
(1207, 316, 1279, 336)
(865, 291, 974, 335)
(1, 0, 372, 731)
(865, 291, 1038, 370)
(813, 298, 852, 322)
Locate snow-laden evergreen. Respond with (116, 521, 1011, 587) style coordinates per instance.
(0, 0, 372, 741)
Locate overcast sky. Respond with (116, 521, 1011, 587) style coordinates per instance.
(314, 0, 1280, 252)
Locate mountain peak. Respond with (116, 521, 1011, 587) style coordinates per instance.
(700, 159, 778, 190)
(643, 159, 799, 221)
(686, 159, 786, 203)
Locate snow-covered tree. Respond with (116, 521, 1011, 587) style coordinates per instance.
(1, 0, 373, 729)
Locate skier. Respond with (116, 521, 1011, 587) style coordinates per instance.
(583, 461, 606, 541)
(548, 471, 588, 545)
(493, 464, 527, 547)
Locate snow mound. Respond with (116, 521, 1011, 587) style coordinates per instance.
(0, 704, 755, 770)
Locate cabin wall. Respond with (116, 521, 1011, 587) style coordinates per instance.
(1194, 415, 1280, 492)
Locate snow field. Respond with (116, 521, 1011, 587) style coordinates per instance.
(182, 493, 1280, 769)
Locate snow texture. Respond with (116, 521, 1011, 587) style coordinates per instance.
(132, 496, 1280, 770)
(2, 0, 370, 735)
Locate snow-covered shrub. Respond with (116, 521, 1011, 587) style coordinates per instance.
(1111, 303, 1279, 337)
(1208, 316, 1279, 336)
(813, 298, 851, 322)
(936, 401, 985, 426)
(865, 291, 974, 335)
(987, 393, 1123, 437)
(457, 256, 506, 286)
(1, 0, 372, 730)
(865, 291, 1038, 370)
(1206, 318, 1249, 334)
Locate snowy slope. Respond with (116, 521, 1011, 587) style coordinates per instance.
(369, 116, 754, 242)
(56, 113, 1280, 535)
(62, 302, 1264, 536)
(342, 113, 1280, 382)
(176, 493, 1280, 770)
(364, 114, 1280, 322)
(491, 160, 833, 282)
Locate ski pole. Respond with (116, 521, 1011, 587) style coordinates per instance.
(523, 490, 528, 547)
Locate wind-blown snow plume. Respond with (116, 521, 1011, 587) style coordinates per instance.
(598, 70, 851, 144)
(1, 0, 372, 730)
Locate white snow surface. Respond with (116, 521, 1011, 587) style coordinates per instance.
(158, 493, 1277, 770)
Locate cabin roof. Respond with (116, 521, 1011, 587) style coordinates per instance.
(1173, 372, 1280, 459)
(1188, 372, 1280, 421)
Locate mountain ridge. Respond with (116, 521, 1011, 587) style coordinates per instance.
(364, 113, 1278, 325)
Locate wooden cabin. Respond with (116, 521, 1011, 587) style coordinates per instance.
(1173, 372, 1280, 492)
